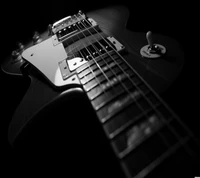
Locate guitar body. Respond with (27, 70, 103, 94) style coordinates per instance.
(3, 6, 199, 178)
(6, 6, 184, 145)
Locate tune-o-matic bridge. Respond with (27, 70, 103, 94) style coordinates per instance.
(52, 11, 86, 33)
(51, 11, 98, 45)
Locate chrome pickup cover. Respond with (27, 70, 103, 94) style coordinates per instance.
(52, 11, 86, 34)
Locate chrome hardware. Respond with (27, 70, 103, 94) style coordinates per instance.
(146, 31, 154, 49)
(17, 42, 24, 51)
(11, 50, 23, 62)
(107, 36, 125, 52)
(67, 57, 87, 71)
(78, 10, 83, 15)
(11, 42, 24, 62)
(140, 31, 166, 58)
(11, 50, 20, 59)
(32, 31, 42, 44)
(52, 12, 86, 34)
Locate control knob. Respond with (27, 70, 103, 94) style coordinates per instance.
(17, 42, 24, 51)
(32, 31, 42, 44)
(11, 42, 24, 62)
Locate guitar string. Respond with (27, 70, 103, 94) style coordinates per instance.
(78, 14, 164, 109)
(71, 16, 178, 157)
(54, 13, 198, 172)
(83, 16, 199, 157)
(72, 17, 183, 157)
(57, 14, 196, 158)
(76, 13, 197, 157)
(73, 18, 137, 97)
(68, 15, 130, 98)
(76, 15, 169, 114)
(108, 28, 172, 82)
(63, 28, 109, 102)
(64, 19, 116, 102)
(71, 22, 118, 95)
(72, 14, 153, 121)
(71, 15, 191, 156)
(73, 15, 147, 102)
(72, 19, 148, 117)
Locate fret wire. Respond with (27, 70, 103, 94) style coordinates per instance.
(82, 16, 160, 108)
(74, 16, 137, 104)
(68, 19, 118, 102)
(69, 32, 108, 99)
(77, 16, 181, 159)
(142, 89, 198, 157)
(133, 136, 190, 178)
(80, 15, 200, 156)
(145, 93, 198, 157)
(140, 85, 196, 157)
(80, 16, 185, 131)
(62, 14, 200, 175)
(77, 15, 180, 154)
(75, 15, 152, 122)
(74, 20, 115, 87)
(139, 92, 194, 153)
(70, 14, 200, 176)
(156, 118, 187, 150)
(118, 117, 174, 159)
(81, 16, 166, 110)
(76, 16, 190, 162)
(109, 103, 161, 139)
(78, 15, 159, 109)
(159, 119, 197, 157)
(61, 23, 109, 99)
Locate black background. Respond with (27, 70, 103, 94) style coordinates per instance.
(1, 0, 199, 176)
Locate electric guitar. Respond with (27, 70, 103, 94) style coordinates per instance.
(2, 6, 199, 178)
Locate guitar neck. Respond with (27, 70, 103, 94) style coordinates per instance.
(76, 48, 200, 177)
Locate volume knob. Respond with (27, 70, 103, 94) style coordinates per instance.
(17, 42, 24, 51)
(11, 50, 20, 59)
(11, 42, 24, 62)
(32, 31, 42, 44)
(11, 49, 23, 63)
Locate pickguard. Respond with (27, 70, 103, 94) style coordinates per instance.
(22, 15, 124, 88)
(21, 38, 80, 87)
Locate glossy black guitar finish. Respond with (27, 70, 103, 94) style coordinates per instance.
(2, 6, 199, 178)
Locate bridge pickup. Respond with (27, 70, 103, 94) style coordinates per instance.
(56, 19, 91, 41)
(52, 11, 86, 34)
(63, 36, 124, 72)
(58, 29, 78, 41)
(52, 24, 101, 46)
(52, 13, 98, 45)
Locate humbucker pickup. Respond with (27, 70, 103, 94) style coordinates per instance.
(52, 11, 86, 34)
(58, 36, 125, 80)
(51, 11, 97, 44)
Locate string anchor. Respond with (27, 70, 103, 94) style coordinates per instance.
(140, 31, 166, 58)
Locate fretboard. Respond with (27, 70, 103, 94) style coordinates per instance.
(76, 49, 200, 177)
